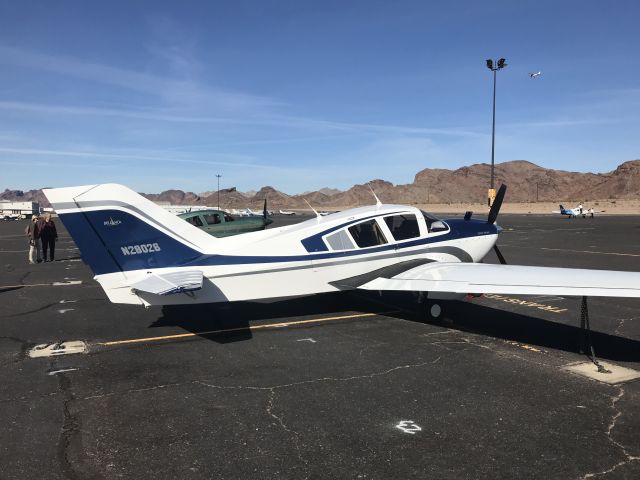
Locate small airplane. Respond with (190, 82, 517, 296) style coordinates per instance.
(44, 184, 640, 323)
(279, 209, 296, 216)
(554, 204, 603, 218)
(177, 202, 272, 238)
(529, 71, 542, 78)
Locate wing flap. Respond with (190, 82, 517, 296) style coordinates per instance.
(359, 262, 640, 298)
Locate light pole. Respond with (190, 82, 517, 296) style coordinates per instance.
(486, 57, 507, 205)
(216, 174, 222, 210)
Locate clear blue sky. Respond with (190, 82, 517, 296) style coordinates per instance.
(0, 0, 638, 194)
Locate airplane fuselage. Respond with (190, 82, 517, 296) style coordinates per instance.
(49, 188, 498, 307)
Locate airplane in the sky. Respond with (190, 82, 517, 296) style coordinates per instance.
(553, 204, 603, 218)
(43, 183, 640, 321)
(529, 71, 542, 78)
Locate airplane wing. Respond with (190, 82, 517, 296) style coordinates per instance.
(354, 262, 640, 298)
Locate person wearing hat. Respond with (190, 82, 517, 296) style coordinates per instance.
(25, 216, 42, 264)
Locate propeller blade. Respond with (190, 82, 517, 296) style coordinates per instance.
(487, 184, 507, 224)
(493, 244, 507, 265)
(263, 199, 268, 219)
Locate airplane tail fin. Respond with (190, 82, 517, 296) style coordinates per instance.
(44, 184, 216, 276)
(559, 204, 566, 214)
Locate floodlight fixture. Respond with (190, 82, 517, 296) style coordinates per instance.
(497, 58, 507, 69)
(486, 59, 493, 70)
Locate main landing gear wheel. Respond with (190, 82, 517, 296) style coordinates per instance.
(429, 303, 442, 319)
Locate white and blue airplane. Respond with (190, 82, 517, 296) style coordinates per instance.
(43, 184, 640, 313)
(554, 204, 601, 218)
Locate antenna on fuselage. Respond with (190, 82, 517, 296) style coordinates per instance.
(368, 185, 382, 207)
(303, 199, 321, 220)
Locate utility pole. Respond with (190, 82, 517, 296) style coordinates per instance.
(216, 174, 222, 210)
(485, 57, 507, 206)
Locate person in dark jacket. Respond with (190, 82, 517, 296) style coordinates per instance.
(40, 213, 58, 262)
(25, 216, 42, 264)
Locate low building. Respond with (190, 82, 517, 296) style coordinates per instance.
(0, 201, 40, 219)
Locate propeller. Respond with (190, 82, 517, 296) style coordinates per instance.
(488, 184, 507, 265)
(493, 244, 507, 265)
(487, 184, 506, 225)
(263, 198, 268, 220)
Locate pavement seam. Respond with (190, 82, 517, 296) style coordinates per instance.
(55, 361, 104, 480)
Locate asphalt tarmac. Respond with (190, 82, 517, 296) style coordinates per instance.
(1, 213, 639, 479)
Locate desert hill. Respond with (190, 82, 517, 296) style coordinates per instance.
(2, 160, 639, 209)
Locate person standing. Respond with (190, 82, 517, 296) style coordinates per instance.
(40, 213, 58, 262)
(25, 216, 42, 264)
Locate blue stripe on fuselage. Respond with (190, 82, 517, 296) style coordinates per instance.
(59, 210, 498, 275)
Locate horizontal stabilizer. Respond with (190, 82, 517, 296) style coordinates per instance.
(358, 262, 640, 298)
(130, 270, 203, 296)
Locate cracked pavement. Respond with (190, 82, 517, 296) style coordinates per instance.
(0, 215, 639, 479)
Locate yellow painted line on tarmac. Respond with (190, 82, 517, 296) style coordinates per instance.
(541, 247, 640, 257)
(99, 312, 384, 347)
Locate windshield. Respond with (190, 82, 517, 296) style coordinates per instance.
(421, 211, 449, 233)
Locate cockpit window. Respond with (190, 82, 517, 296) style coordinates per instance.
(421, 211, 449, 233)
(348, 219, 388, 248)
(223, 213, 234, 222)
(186, 215, 203, 227)
(384, 214, 420, 241)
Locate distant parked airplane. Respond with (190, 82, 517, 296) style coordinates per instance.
(553, 204, 604, 218)
(279, 209, 296, 215)
(529, 71, 542, 78)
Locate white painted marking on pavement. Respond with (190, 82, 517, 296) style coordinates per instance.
(296, 338, 317, 343)
(48, 368, 78, 375)
(29, 341, 87, 358)
(59, 300, 78, 304)
(53, 281, 82, 286)
(396, 420, 422, 435)
(57, 309, 75, 314)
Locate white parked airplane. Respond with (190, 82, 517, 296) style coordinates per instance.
(279, 209, 296, 215)
(43, 184, 640, 314)
(529, 71, 542, 78)
(553, 204, 603, 218)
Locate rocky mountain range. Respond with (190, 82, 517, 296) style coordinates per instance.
(2, 160, 639, 209)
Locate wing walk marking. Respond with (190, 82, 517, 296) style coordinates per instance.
(541, 248, 640, 257)
(98, 312, 391, 347)
(482, 294, 568, 313)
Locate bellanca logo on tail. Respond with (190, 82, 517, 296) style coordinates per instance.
(103, 217, 122, 226)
